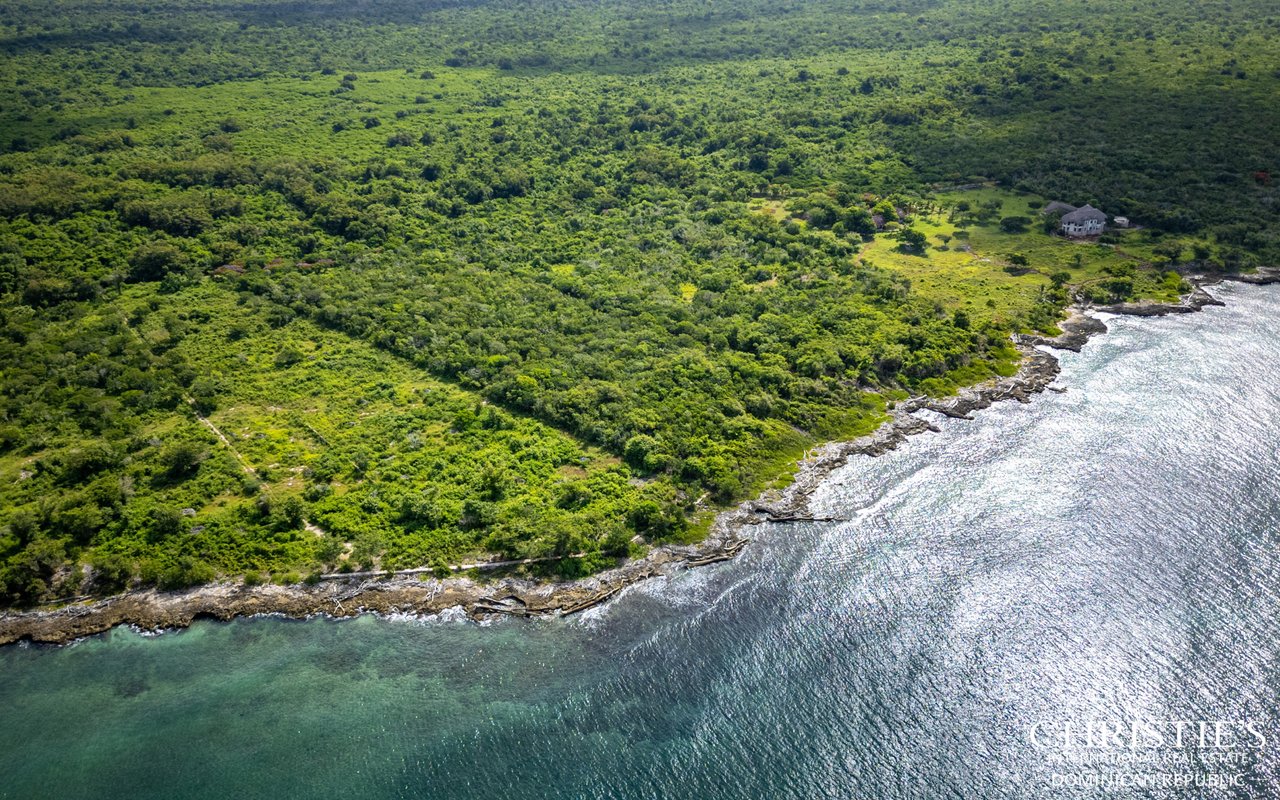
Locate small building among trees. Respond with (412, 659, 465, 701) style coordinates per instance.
(1041, 201, 1078, 216)
(1058, 204, 1107, 237)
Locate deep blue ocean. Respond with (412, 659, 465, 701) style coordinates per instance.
(4, 283, 1279, 799)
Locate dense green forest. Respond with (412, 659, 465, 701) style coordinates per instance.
(1, 0, 1277, 605)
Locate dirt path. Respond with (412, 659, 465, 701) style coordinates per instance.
(189, 402, 257, 476)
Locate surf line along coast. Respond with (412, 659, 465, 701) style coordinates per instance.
(2, 269, 1276, 646)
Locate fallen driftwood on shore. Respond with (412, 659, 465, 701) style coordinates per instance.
(746, 514, 843, 524)
(560, 583, 628, 616)
(471, 595, 533, 617)
(685, 539, 749, 567)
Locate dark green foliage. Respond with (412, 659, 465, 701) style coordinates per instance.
(896, 228, 928, 253)
(160, 442, 208, 479)
(129, 243, 186, 282)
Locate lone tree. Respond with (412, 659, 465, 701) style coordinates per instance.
(128, 242, 184, 282)
(160, 441, 209, 479)
(999, 215, 1031, 233)
(896, 227, 927, 253)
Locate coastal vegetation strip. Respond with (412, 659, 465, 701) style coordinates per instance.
(8, 272, 1277, 645)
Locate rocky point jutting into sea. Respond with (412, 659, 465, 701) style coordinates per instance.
(1, 267, 1276, 647)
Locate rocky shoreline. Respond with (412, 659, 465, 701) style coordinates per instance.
(3, 269, 1276, 646)
(745, 267, 1278, 522)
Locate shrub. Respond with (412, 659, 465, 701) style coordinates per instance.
(386, 130, 416, 147)
(274, 346, 305, 368)
(159, 441, 208, 479)
(90, 553, 134, 592)
(157, 557, 215, 590)
(896, 227, 927, 252)
(128, 242, 185, 282)
(999, 216, 1031, 233)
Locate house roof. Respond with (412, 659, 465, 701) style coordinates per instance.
(1041, 201, 1078, 215)
(1061, 204, 1106, 224)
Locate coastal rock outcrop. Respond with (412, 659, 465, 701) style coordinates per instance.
(0, 538, 745, 645)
